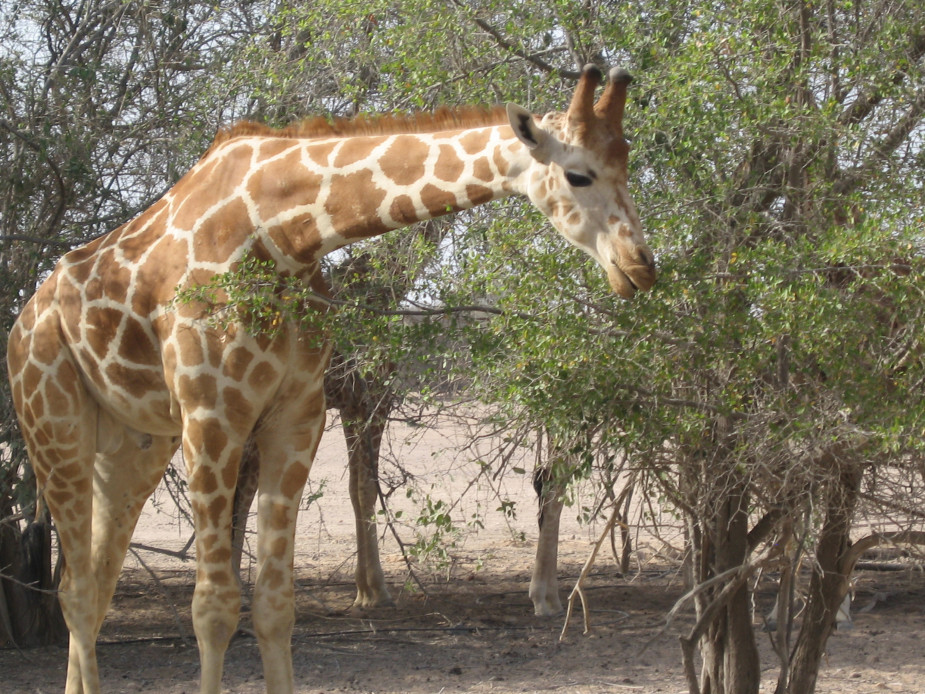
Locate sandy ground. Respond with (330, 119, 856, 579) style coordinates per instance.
(2, 413, 924, 693)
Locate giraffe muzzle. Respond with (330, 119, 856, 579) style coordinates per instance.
(607, 246, 656, 298)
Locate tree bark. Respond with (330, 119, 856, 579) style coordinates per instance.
(696, 478, 760, 694)
(784, 461, 862, 693)
(0, 514, 67, 647)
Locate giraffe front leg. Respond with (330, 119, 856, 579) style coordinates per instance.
(252, 401, 326, 694)
(231, 439, 260, 583)
(183, 420, 245, 694)
(350, 456, 392, 608)
(343, 416, 393, 609)
(529, 475, 565, 617)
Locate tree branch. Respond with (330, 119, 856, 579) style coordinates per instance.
(0, 235, 73, 249)
(448, 0, 581, 79)
(841, 530, 925, 571)
(834, 85, 925, 197)
(837, 32, 925, 128)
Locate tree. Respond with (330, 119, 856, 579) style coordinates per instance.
(441, 2, 925, 693)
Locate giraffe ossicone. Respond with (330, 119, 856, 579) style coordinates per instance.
(7, 64, 654, 694)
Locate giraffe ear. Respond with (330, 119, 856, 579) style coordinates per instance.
(506, 103, 550, 157)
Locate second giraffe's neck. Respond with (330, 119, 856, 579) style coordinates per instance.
(211, 121, 534, 270)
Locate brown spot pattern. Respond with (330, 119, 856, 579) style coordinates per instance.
(389, 195, 418, 225)
(222, 386, 253, 431)
(192, 197, 252, 265)
(472, 157, 493, 182)
(380, 136, 428, 185)
(465, 184, 494, 206)
(324, 171, 388, 238)
(178, 373, 218, 407)
(249, 361, 279, 390)
(258, 139, 293, 160)
(333, 138, 381, 168)
(103, 264, 132, 305)
(120, 206, 170, 263)
(247, 149, 322, 222)
(177, 333, 205, 367)
(190, 466, 218, 495)
(435, 145, 465, 182)
(85, 307, 125, 359)
(421, 183, 460, 218)
(269, 503, 289, 531)
(280, 462, 308, 499)
(459, 129, 490, 155)
(267, 211, 322, 264)
(222, 346, 255, 380)
(207, 496, 228, 521)
(172, 148, 249, 231)
(64, 236, 106, 284)
(118, 317, 159, 365)
(307, 140, 337, 167)
(131, 235, 190, 317)
(104, 362, 164, 400)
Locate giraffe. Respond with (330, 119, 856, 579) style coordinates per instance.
(7, 64, 655, 694)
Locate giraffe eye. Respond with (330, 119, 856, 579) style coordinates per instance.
(565, 171, 594, 188)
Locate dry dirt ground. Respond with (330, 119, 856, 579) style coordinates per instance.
(2, 414, 924, 694)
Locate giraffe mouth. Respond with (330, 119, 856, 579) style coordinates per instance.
(607, 264, 637, 299)
(608, 260, 655, 299)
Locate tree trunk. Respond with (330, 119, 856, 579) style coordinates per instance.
(695, 478, 761, 694)
(784, 461, 862, 694)
(681, 441, 761, 694)
(0, 510, 67, 647)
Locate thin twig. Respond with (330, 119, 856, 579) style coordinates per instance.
(559, 500, 622, 640)
(126, 546, 193, 645)
(128, 535, 195, 561)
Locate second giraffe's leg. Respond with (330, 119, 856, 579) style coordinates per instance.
(529, 469, 565, 617)
(343, 415, 393, 608)
(252, 389, 327, 694)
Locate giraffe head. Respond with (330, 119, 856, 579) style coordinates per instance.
(507, 65, 655, 299)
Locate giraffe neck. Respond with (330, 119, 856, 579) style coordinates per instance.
(206, 122, 534, 273)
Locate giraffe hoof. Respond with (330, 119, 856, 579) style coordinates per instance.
(351, 593, 396, 611)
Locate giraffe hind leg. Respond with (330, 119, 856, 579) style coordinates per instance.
(17, 370, 102, 693)
(18, 360, 177, 693)
(59, 414, 176, 694)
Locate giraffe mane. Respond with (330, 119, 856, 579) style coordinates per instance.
(209, 106, 510, 150)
